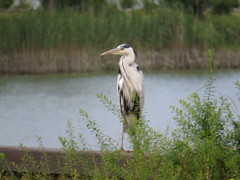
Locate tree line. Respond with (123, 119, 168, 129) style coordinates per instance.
(0, 0, 239, 17)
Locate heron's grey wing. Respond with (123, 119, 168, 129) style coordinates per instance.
(117, 63, 144, 132)
(134, 64, 144, 104)
(117, 69, 124, 116)
(117, 69, 129, 132)
(125, 64, 144, 120)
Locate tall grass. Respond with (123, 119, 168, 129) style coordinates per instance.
(0, 7, 239, 52)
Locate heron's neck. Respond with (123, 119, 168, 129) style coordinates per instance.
(120, 53, 135, 65)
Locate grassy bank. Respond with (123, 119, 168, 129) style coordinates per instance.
(0, 8, 240, 73)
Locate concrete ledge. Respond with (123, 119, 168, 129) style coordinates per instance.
(0, 145, 104, 175)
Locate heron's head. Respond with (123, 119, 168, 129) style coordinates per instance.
(101, 44, 136, 57)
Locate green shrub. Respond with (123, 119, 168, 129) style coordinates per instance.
(169, 51, 240, 179)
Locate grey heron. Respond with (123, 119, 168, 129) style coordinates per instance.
(101, 44, 144, 150)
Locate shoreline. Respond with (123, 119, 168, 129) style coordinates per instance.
(0, 48, 239, 74)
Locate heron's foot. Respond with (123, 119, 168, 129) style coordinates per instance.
(119, 147, 134, 153)
(120, 147, 125, 152)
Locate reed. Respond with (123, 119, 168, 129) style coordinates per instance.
(0, 7, 239, 73)
(0, 48, 239, 74)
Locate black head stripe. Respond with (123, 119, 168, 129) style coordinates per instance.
(121, 44, 131, 49)
(133, 49, 138, 59)
(136, 66, 141, 72)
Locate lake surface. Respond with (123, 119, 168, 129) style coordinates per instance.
(0, 70, 239, 149)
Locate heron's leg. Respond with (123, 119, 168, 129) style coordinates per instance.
(120, 133, 124, 151)
(120, 123, 125, 151)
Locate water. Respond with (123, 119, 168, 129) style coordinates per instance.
(0, 70, 239, 149)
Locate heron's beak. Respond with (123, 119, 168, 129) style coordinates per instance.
(101, 48, 121, 56)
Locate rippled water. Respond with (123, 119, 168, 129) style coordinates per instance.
(0, 70, 239, 149)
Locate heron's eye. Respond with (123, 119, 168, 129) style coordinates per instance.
(120, 47, 124, 50)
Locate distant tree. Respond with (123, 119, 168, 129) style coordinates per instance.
(41, 0, 107, 13)
(211, 0, 238, 14)
(120, 0, 136, 9)
(49, 0, 58, 11)
(41, 0, 48, 8)
(0, 0, 14, 8)
(165, 0, 238, 16)
(165, 0, 209, 17)
(143, 0, 159, 13)
(79, 0, 108, 13)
